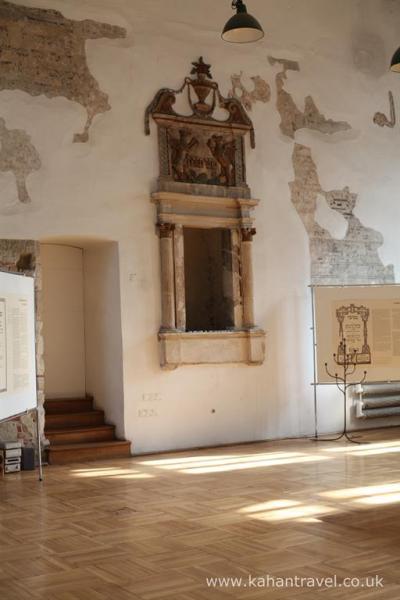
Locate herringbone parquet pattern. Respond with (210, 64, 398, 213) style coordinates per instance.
(1, 429, 400, 599)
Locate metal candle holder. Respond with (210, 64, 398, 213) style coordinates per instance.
(322, 338, 367, 444)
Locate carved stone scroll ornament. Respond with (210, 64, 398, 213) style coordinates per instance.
(145, 57, 255, 144)
(157, 223, 175, 238)
(145, 58, 256, 198)
(241, 227, 256, 242)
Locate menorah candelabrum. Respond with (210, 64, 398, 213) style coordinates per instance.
(322, 338, 367, 444)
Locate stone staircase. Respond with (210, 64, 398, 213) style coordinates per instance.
(44, 396, 131, 464)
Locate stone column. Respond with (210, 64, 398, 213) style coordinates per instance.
(241, 228, 256, 329)
(173, 225, 186, 331)
(231, 229, 242, 329)
(159, 223, 176, 331)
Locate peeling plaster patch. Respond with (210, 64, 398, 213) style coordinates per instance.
(315, 194, 347, 240)
(374, 91, 396, 128)
(0, 1, 127, 143)
(290, 143, 394, 285)
(0, 414, 36, 448)
(268, 56, 351, 139)
(0, 118, 41, 203)
(228, 72, 271, 111)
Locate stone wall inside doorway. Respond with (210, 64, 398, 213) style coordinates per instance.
(0, 240, 44, 448)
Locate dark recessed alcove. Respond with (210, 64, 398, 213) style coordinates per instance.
(184, 227, 234, 331)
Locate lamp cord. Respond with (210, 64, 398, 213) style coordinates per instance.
(232, 0, 246, 11)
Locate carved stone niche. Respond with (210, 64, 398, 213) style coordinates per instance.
(146, 58, 266, 369)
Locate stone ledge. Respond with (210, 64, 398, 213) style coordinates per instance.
(158, 329, 266, 369)
(151, 191, 259, 229)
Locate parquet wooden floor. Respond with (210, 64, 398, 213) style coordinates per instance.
(2, 428, 400, 599)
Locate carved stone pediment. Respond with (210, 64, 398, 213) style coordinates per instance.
(145, 57, 255, 199)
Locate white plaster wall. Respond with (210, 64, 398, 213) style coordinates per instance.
(41, 244, 86, 398)
(2, 0, 400, 451)
(84, 242, 125, 438)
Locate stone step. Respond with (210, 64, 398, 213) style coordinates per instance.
(46, 440, 132, 465)
(46, 424, 116, 445)
(45, 410, 105, 430)
(44, 397, 94, 414)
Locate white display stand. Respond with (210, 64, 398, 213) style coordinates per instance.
(0, 271, 42, 480)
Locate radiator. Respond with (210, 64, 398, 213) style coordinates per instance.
(355, 382, 400, 419)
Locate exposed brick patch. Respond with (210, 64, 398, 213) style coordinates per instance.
(268, 56, 351, 139)
(290, 143, 394, 285)
(0, 1, 126, 143)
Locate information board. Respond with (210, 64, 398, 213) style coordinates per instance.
(0, 272, 37, 422)
(314, 285, 400, 384)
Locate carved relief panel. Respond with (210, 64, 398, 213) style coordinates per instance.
(146, 57, 254, 199)
(166, 127, 241, 188)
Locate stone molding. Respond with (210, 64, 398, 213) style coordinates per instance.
(151, 191, 258, 230)
(159, 330, 266, 369)
(151, 189, 265, 367)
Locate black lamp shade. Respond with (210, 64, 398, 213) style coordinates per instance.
(222, 9, 264, 43)
(390, 47, 400, 72)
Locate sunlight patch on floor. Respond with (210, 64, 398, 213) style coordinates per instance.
(244, 504, 336, 522)
(350, 446, 400, 456)
(180, 454, 332, 474)
(240, 500, 300, 513)
(70, 467, 154, 479)
(146, 453, 307, 471)
(353, 492, 400, 506)
(138, 452, 306, 469)
(319, 482, 400, 500)
(139, 454, 239, 466)
(321, 441, 400, 454)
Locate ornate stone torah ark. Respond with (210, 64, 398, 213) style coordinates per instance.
(146, 57, 266, 369)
